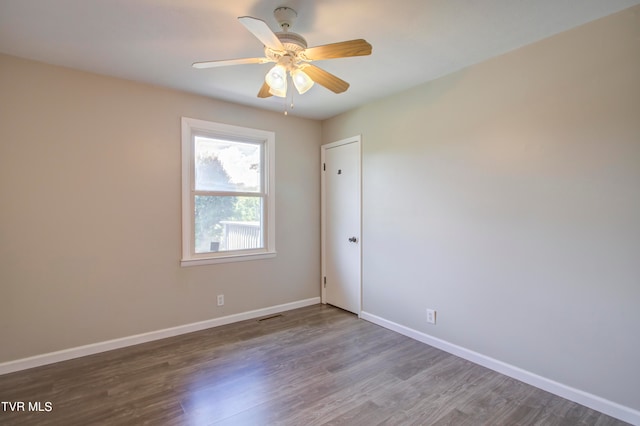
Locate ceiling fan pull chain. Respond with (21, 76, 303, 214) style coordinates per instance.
(283, 74, 295, 116)
(283, 93, 288, 115)
(290, 83, 295, 110)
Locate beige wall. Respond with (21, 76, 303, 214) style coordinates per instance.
(323, 6, 640, 411)
(0, 54, 321, 362)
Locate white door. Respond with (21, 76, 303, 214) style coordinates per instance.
(321, 136, 361, 314)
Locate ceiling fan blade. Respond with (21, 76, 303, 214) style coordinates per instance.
(257, 81, 272, 98)
(238, 16, 284, 51)
(302, 39, 372, 61)
(192, 57, 267, 69)
(301, 65, 350, 94)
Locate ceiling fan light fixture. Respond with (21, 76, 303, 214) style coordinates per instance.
(269, 85, 287, 98)
(265, 64, 287, 97)
(291, 68, 314, 94)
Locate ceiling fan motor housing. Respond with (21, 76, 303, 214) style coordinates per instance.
(277, 31, 307, 51)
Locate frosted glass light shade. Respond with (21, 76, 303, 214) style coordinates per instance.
(265, 65, 287, 97)
(291, 68, 314, 94)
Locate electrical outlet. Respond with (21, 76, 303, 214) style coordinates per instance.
(426, 308, 436, 325)
(217, 294, 224, 306)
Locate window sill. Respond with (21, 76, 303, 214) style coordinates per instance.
(180, 251, 276, 267)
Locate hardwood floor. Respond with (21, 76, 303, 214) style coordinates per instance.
(0, 304, 629, 425)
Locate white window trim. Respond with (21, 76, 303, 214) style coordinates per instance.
(181, 117, 276, 266)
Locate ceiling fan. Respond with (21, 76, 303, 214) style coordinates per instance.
(193, 7, 372, 99)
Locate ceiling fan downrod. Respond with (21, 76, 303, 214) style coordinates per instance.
(273, 6, 297, 31)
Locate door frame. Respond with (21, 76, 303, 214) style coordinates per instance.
(321, 135, 362, 315)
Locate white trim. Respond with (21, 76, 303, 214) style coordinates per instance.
(0, 297, 320, 376)
(180, 117, 276, 264)
(180, 251, 276, 267)
(360, 311, 640, 425)
(320, 135, 362, 314)
(320, 145, 326, 304)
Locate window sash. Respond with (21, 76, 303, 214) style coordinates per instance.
(192, 135, 264, 193)
(191, 193, 265, 254)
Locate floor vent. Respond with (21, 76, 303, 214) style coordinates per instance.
(258, 314, 283, 322)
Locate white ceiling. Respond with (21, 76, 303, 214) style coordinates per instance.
(1, 0, 639, 120)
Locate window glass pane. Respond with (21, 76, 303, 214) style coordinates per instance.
(194, 195, 262, 253)
(194, 137, 261, 192)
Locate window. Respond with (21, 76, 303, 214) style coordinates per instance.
(181, 117, 275, 266)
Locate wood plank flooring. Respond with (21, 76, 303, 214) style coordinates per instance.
(0, 304, 629, 425)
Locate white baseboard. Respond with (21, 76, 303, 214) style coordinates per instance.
(0, 297, 320, 376)
(360, 311, 640, 426)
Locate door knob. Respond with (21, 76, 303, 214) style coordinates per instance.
(348, 237, 357, 243)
